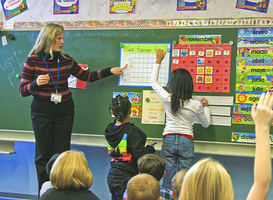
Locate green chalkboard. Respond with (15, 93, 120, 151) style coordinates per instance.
(0, 28, 253, 142)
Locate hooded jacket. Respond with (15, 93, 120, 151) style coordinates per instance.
(105, 122, 155, 175)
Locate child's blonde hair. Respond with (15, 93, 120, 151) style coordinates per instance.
(50, 150, 93, 190)
(127, 174, 160, 200)
(179, 157, 233, 200)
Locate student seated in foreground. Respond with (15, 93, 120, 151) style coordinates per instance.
(125, 173, 162, 200)
(123, 153, 174, 200)
(179, 92, 272, 200)
(171, 169, 188, 199)
(40, 150, 100, 200)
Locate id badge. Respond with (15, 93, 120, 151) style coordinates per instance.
(51, 93, 62, 104)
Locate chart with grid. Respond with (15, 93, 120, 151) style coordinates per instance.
(119, 43, 171, 87)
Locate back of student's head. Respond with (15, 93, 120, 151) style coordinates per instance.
(50, 150, 93, 190)
(137, 154, 165, 181)
(168, 68, 193, 115)
(127, 174, 160, 200)
(179, 157, 233, 200)
(171, 169, 188, 199)
(109, 94, 131, 122)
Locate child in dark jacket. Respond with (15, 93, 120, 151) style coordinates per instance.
(105, 95, 155, 200)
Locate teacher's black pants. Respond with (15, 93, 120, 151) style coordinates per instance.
(31, 110, 74, 195)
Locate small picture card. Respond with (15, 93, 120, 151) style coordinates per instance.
(181, 49, 189, 57)
(173, 59, 179, 64)
(205, 66, 213, 74)
(206, 49, 213, 57)
(197, 67, 204, 74)
(197, 58, 205, 65)
(172, 49, 180, 57)
(205, 76, 213, 83)
(196, 75, 204, 83)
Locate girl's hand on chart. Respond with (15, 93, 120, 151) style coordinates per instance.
(156, 49, 166, 64)
(111, 64, 127, 76)
(200, 98, 209, 107)
(37, 74, 50, 86)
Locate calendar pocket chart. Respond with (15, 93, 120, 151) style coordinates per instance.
(171, 43, 232, 93)
(119, 42, 171, 87)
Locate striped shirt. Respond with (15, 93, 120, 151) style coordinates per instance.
(19, 52, 112, 113)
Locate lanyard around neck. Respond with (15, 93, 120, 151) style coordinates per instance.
(41, 55, 59, 93)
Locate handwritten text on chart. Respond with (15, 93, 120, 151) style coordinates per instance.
(63, 30, 156, 38)
(123, 44, 169, 53)
(0, 47, 25, 86)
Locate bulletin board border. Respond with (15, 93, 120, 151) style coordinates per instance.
(0, 17, 272, 30)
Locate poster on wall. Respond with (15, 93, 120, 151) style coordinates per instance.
(142, 90, 165, 125)
(236, 0, 270, 13)
(113, 92, 142, 119)
(1, 0, 28, 20)
(177, 0, 207, 11)
(53, 0, 79, 15)
(109, 0, 136, 14)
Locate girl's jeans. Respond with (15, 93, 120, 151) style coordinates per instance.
(161, 134, 194, 190)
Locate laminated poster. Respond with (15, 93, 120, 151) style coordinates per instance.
(177, 0, 207, 11)
(110, 0, 135, 14)
(236, 0, 270, 13)
(142, 90, 165, 125)
(113, 92, 142, 119)
(1, 0, 28, 20)
(53, 0, 79, 15)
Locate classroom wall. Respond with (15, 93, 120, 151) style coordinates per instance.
(0, 0, 272, 22)
(1, 1, 273, 200)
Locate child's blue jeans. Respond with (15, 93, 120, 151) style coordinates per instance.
(161, 134, 194, 190)
(107, 168, 132, 200)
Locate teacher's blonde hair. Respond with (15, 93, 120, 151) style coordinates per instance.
(179, 157, 233, 200)
(50, 150, 93, 190)
(29, 23, 67, 59)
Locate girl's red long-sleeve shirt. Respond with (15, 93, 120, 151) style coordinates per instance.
(19, 52, 113, 113)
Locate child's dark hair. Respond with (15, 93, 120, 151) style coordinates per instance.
(109, 95, 131, 123)
(169, 68, 193, 115)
